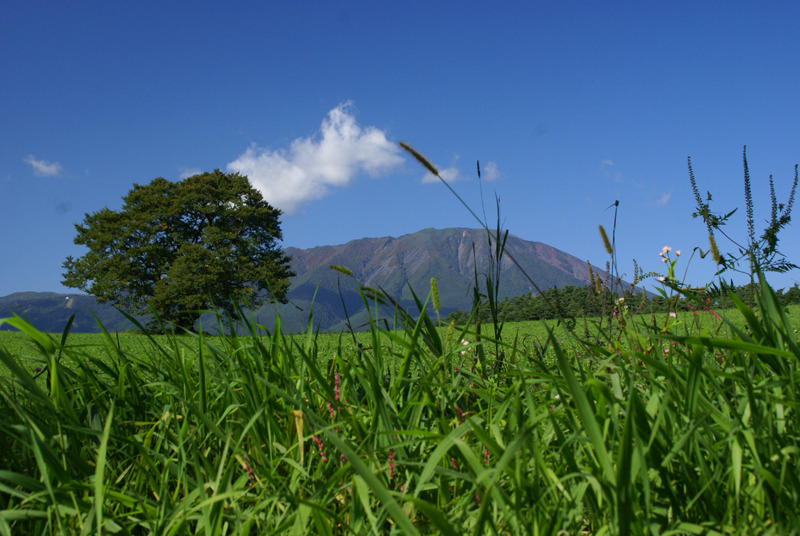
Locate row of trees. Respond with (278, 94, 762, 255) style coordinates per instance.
(443, 282, 800, 325)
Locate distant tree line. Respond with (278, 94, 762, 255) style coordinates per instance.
(443, 283, 800, 325)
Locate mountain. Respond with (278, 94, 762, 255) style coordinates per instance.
(1, 228, 608, 334)
(0, 292, 137, 333)
(253, 227, 605, 331)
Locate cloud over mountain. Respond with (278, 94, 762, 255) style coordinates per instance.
(227, 103, 403, 213)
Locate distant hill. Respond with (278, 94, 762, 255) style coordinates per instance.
(1, 228, 610, 334)
(0, 292, 136, 333)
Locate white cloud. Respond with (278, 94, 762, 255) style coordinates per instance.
(24, 155, 62, 177)
(420, 154, 472, 184)
(600, 159, 623, 183)
(656, 188, 673, 206)
(227, 102, 403, 214)
(422, 166, 466, 184)
(421, 159, 500, 184)
(481, 161, 500, 181)
(179, 168, 203, 179)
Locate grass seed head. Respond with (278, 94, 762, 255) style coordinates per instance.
(599, 225, 613, 255)
(708, 232, 721, 264)
(399, 141, 439, 176)
(431, 277, 440, 314)
(329, 265, 352, 276)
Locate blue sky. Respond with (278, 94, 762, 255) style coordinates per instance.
(2, 1, 799, 298)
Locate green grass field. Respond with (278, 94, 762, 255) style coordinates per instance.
(3, 304, 781, 379)
(1, 284, 799, 534)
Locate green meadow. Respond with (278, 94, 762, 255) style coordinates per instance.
(1, 303, 773, 382)
(1, 279, 799, 535)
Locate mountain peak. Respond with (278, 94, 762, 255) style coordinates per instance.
(278, 227, 600, 331)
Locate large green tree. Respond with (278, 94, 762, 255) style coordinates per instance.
(62, 170, 294, 331)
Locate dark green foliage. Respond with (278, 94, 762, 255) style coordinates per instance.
(62, 170, 294, 331)
(444, 285, 613, 324)
(445, 282, 800, 325)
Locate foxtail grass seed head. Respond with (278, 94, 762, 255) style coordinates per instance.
(445, 320, 455, 351)
(431, 277, 440, 314)
(595, 273, 602, 294)
(599, 225, 613, 255)
(399, 141, 439, 176)
(708, 232, 721, 264)
(329, 265, 352, 276)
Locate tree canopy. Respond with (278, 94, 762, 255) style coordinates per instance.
(62, 170, 294, 331)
